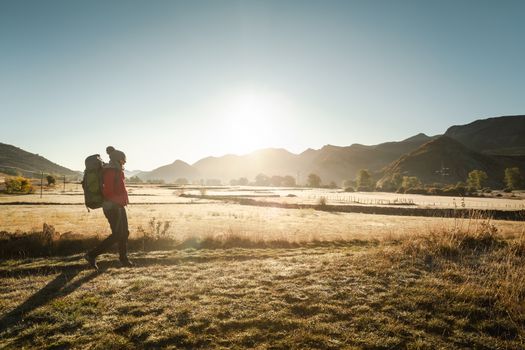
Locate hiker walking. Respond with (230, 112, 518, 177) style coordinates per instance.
(85, 146, 133, 269)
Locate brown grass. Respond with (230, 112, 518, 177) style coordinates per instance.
(0, 215, 524, 349)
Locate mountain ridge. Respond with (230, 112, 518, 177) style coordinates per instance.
(2, 115, 524, 185)
(0, 142, 78, 178)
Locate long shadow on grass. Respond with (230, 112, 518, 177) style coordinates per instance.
(0, 266, 104, 335)
(0, 240, 375, 278)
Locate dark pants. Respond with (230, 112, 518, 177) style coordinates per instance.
(89, 206, 129, 260)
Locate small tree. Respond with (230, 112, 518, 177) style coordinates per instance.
(380, 172, 403, 192)
(307, 173, 321, 188)
(270, 175, 284, 187)
(174, 177, 188, 185)
(467, 170, 488, 190)
(255, 173, 270, 186)
(46, 175, 56, 186)
(504, 167, 522, 190)
(342, 179, 356, 189)
(128, 176, 143, 183)
(5, 177, 34, 194)
(282, 175, 296, 187)
(238, 177, 249, 186)
(391, 172, 403, 189)
(402, 176, 421, 189)
(356, 169, 372, 190)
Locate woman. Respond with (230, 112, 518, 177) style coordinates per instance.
(85, 146, 133, 269)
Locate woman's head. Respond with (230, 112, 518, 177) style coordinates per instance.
(106, 146, 126, 167)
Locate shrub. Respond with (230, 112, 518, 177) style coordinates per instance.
(282, 175, 296, 187)
(5, 176, 34, 194)
(327, 181, 338, 189)
(317, 196, 327, 206)
(255, 173, 271, 186)
(442, 183, 467, 196)
(504, 167, 522, 190)
(426, 187, 444, 195)
(356, 169, 373, 189)
(402, 176, 421, 189)
(46, 175, 56, 186)
(128, 176, 143, 183)
(503, 188, 512, 193)
(174, 177, 188, 185)
(404, 187, 427, 195)
(467, 170, 488, 190)
(307, 173, 321, 188)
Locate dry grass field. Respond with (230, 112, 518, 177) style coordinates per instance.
(1, 186, 525, 349)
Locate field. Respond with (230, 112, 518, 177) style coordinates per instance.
(1, 184, 525, 349)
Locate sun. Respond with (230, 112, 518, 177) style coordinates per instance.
(228, 92, 271, 126)
(218, 90, 289, 154)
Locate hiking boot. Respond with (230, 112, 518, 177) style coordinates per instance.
(84, 253, 98, 270)
(120, 258, 134, 268)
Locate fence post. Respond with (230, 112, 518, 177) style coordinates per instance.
(40, 171, 43, 198)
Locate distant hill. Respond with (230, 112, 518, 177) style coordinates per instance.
(136, 135, 434, 185)
(0, 142, 78, 178)
(192, 148, 301, 183)
(137, 160, 200, 182)
(187, 135, 434, 185)
(445, 115, 525, 155)
(378, 136, 525, 187)
(5, 114, 523, 186)
(124, 170, 143, 178)
(302, 134, 438, 183)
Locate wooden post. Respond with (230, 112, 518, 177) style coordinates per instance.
(63, 175, 66, 192)
(40, 171, 43, 198)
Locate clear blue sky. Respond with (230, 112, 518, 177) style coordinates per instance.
(1, 0, 524, 171)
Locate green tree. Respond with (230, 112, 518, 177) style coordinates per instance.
(46, 175, 56, 186)
(5, 176, 34, 194)
(504, 167, 522, 190)
(391, 172, 403, 189)
(307, 173, 321, 188)
(380, 172, 403, 192)
(467, 170, 488, 190)
(356, 169, 372, 190)
(402, 176, 421, 189)
(128, 176, 143, 183)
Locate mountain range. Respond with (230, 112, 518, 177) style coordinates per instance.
(0, 143, 78, 178)
(138, 115, 525, 186)
(1, 115, 524, 187)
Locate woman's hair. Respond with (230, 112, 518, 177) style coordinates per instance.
(106, 146, 126, 163)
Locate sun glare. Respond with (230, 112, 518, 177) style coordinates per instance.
(214, 90, 292, 154)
